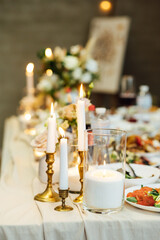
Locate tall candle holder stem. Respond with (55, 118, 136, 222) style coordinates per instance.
(55, 189, 73, 211)
(73, 151, 86, 203)
(34, 152, 60, 202)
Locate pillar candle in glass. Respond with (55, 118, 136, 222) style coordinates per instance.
(59, 127, 68, 190)
(46, 103, 56, 153)
(83, 129, 126, 214)
(26, 63, 34, 96)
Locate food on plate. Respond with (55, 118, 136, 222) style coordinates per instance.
(126, 186, 160, 207)
(151, 133, 160, 142)
(149, 106, 159, 112)
(127, 135, 160, 153)
(125, 171, 141, 179)
(126, 151, 152, 165)
(110, 151, 152, 165)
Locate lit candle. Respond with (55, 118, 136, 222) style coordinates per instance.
(24, 128, 36, 136)
(46, 103, 56, 153)
(59, 127, 68, 190)
(77, 84, 86, 151)
(24, 112, 31, 121)
(84, 168, 124, 209)
(45, 48, 53, 59)
(34, 150, 45, 159)
(26, 63, 34, 96)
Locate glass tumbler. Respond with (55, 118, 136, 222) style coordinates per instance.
(83, 129, 127, 214)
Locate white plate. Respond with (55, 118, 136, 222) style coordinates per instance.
(125, 184, 160, 212)
(136, 151, 160, 158)
(135, 152, 160, 166)
(144, 155, 160, 166)
(108, 163, 160, 188)
(125, 164, 160, 188)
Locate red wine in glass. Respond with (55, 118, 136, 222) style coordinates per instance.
(119, 93, 136, 106)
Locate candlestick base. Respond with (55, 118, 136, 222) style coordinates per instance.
(73, 151, 86, 204)
(54, 189, 73, 212)
(54, 205, 73, 212)
(34, 187, 60, 203)
(73, 192, 83, 203)
(34, 152, 60, 203)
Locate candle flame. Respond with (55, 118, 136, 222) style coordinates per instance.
(79, 84, 84, 98)
(34, 150, 45, 158)
(103, 160, 106, 166)
(46, 69, 53, 76)
(50, 102, 54, 117)
(24, 112, 31, 121)
(45, 48, 53, 58)
(59, 127, 65, 138)
(26, 63, 34, 73)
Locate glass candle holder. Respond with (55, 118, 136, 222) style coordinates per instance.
(83, 129, 127, 214)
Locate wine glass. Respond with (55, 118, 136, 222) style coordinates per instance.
(119, 75, 136, 106)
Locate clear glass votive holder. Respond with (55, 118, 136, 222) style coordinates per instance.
(83, 129, 127, 214)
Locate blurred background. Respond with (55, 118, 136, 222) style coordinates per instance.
(1, 0, 160, 146)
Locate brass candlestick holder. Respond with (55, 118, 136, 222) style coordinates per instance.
(73, 151, 86, 203)
(55, 189, 73, 212)
(34, 152, 60, 202)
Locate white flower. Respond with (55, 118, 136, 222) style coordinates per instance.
(70, 45, 81, 55)
(37, 74, 59, 92)
(50, 74, 58, 86)
(54, 47, 66, 61)
(85, 59, 98, 73)
(37, 79, 53, 92)
(63, 56, 79, 70)
(72, 67, 82, 80)
(80, 49, 87, 61)
(81, 72, 92, 83)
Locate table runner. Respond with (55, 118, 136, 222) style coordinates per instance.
(33, 178, 85, 240)
(75, 202, 160, 240)
(1, 116, 160, 240)
(0, 117, 43, 240)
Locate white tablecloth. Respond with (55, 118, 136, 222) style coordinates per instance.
(1, 116, 160, 240)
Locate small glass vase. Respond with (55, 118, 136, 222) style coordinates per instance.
(83, 129, 127, 214)
(68, 125, 80, 193)
(68, 125, 78, 167)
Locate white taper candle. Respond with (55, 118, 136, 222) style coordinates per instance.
(77, 84, 86, 151)
(26, 63, 34, 96)
(46, 103, 56, 153)
(59, 127, 68, 190)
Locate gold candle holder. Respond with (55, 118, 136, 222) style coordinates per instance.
(73, 151, 86, 203)
(34, 152, 60, 202)
(54, 189, 73, 212)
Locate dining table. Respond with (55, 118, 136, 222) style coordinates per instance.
(0, 116, 160, 240)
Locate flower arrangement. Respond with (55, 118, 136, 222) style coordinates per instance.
(58, 98, 91, 131)
(36, 45, 99, 105)
(58, 104, 77, 131)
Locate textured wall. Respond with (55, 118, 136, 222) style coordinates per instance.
(91, 0, 160, 108)
(0, 0, 100, 146)
(1, 0, 160, 147)
(116, 0, 160, 100)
